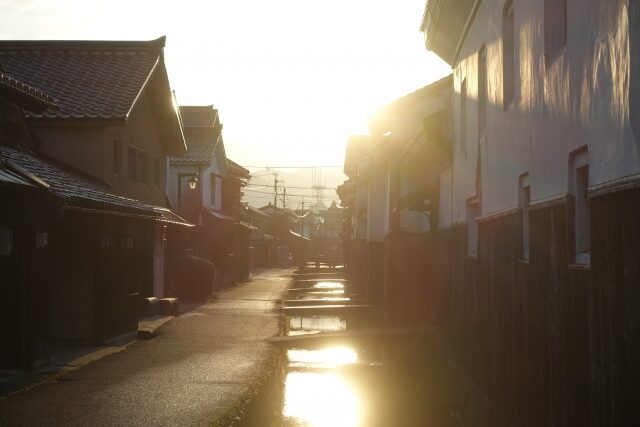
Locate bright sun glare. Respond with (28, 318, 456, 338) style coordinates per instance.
(285, 347, 361, 427)
(288, 347, 358, 368)
(285, 372, 361, 427)
(0, 0, 450, 167)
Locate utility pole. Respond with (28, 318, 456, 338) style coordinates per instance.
(273, 172, 278, 213)
(300, 197, 305, 236)
(283, 187, 287, 211)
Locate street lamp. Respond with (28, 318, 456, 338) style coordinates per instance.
(177, 172, 200, 218)
(187, 174, 199, 190)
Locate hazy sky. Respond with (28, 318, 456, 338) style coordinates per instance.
(0, 0, 450, 168)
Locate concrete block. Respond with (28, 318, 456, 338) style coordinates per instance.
(139, 297, 159, 317)
(158, 298, 179, 316)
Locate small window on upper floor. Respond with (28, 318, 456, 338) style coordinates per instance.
(113, 137, 122, 175)
(153, 158, 162, 188)
(519, 174, 531, 260)
(571, 150, 590, 265)
(128, 145, 148, 184)
(138, 151, 148, 185)
(128, 147, 137, 181)
(503, 0, 516, 109)
(478, 45, 487, 136)
(630, 2, 640, 142)
(544, 0, 567, 66)
(466, 198, 480, 257)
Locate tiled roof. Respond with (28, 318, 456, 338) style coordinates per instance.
(171, 105, 224, 165)
(227, 159, 250, 179)
(0, 166, 35, 188)
(203, 208, 235, 223)
(0, 146, 158, 216)
(0, 72, 57, 112)
(180, 105, 218, 127)
(151, 206, 193, 227)
(0, 37, 165, 121)
(245, 206, 270, 218)
(169, 130, 217, 164)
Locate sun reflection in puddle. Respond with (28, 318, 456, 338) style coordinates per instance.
(288, 316, 347, 334)
(284, 347, 361, 427)
(313, 281, 345, 289)
(288, 347, 357, 368)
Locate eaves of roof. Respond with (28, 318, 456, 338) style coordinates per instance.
(0, 167, 36, 188)
(227, 159, 250, 179)
(124, 55, 160, 121)
(0, 72, 58, 112)
(0, 145, 157, 217)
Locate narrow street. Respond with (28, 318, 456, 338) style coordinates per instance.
(0, 269, 291, 426)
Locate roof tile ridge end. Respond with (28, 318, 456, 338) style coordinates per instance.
(0, 36, 166, 52)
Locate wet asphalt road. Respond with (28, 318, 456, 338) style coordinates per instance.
(0, 269, 291, 427)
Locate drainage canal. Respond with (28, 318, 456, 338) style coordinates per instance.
(242, 277, 457, 426)
(279, 279, 385, 427)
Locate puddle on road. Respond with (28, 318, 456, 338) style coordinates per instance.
(288, 316, 346, 335)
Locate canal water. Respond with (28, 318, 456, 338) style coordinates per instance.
(281, 280, 384, 427)
(243, 277, 458, 427)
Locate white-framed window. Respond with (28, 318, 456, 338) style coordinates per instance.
(127, 145, 148, 184)
(113, 137, 122, 175)
(466, 197, 480, 257)
(210, 174, 220, 207)
(544, 0, 567, 66)
(503, 0, 516, 109)
(478, 45, 487, 136)
(153, 157, 162, 188)
(138, 151, 148, 184)
(460, 77, 467, 153)
(519, 173, 531, 260)
(570, 149, 590, 265)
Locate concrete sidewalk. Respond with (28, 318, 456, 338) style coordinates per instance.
(0, 268, 291, 426)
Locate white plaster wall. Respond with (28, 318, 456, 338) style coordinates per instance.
(367, 164, 389, 242)
(398, 168, 429, 232)
(383, 169, 392, 235)
(438, 166, 454, 229)
(452, 0, 640, 219)
(354, 173, 369, 240)
(385, 90, 451, 142)
(210, 143, 227, 211)
(200, 164, 215, 210)
(167, 164, 201, 210)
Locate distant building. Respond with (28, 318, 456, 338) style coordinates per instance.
(168, 105, 252, 284)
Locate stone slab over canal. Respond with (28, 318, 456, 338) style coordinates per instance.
(0, 268, 292, 427)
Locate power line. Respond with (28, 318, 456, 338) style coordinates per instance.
(244, 188, 337, 198)
(244, 164, 343, 169)
(242, 193, 337, 201)
(246, 184, 337, 191)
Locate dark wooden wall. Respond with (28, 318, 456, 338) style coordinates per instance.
(375, 186, 640, 426)
(590, 187, 640, 425)
(346, 239, 367, 297)
(367, 241, 385, 307)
